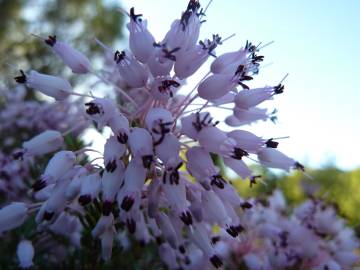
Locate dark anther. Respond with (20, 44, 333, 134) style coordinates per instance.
(153, 42, 162, 47)
(102, 201, 114, 216)
(155, 236, 163, 245)
(12, 150, 24, 160)
(99, 169, 104, 178)
(266, 139, 279, 148)
(158, 79, 180, 97)
(210, 175, 226, 189)
(121, 196, 135, 212)
(180, 211, 193, 225)
(78, 195, 92, 206)
(45, 35, 57, 47)
(0, 171, 10, 181)
(169, 170, 180, 185)
(274, 83, 285, 94)
(114, 50, 126, 63)
(142, 155, 153, 169)
(250, 175, 261, 188)
(226, 225, 244, 238)
(179, 245, 186, 254)
(43, 211, 54, 221)
(294, 162, 305, 171)
(32, 179, 46, 191)
(126, 218, 136, 234)
(192, 112, 218, 132)
(232, 147, 249, 160)
(14, 70, 27, 84)
(245, 40, 257, 53)
(117, 132, 128, 144)
(209, 255, 223, 269)
(241, 202, 253, 209)
(129, 7, 143, 22)
(186, 0, 200, 12)
(153, 121, 174, 146)
(211, 236, 221, 244)
(279, 231, 289, 248)
(235, 65, 245, 76)
(85, 102, 101, 115)
(105, 160, 117, 172)
(199, 34, 222, 57)
(162, 47, 180, 61)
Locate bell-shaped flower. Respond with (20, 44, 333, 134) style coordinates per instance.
(134, 212, 152, 244)
(175, 35, 222, 79)
(128, 127, 154, 168)
(158, 243, 179, 270)
(227, 129, 265, 153)
(234, 85, 283, 109)
(92, 214, 114, 238)
(100, 226, 116, 261)
(108, 112, 130, 144)
(145, 107, 174, 145)
(85, 98, 118, 129)
(102, 160, 125, 215)
(210, 48, 247, 74)
(127, 7, 155, 63)
(149, 76, 180, 101)
(78, 173, 101, 206)
(114, 50, 148, 88)
(197, 73, 237, 101)
(257, 148, 303, 172)
(16, 240, 34, 269)
(223, 157, 252, 179)
(104, 136, 126, 172)
(118, 157, 147, 212)
(0, 202, 28, 233)
(156, 212, 179, 249)
(147, 44, 175, 77)
(201, 190, 232, 226)
(22, 130, 63, 156)
(45, 35, 91, 74)
(180, 111, 219, 140)
(65, 166, 89, 200)
(33, 150, 76, 191)
(233, 107, 270, 125)
(15, 70, 72, 100)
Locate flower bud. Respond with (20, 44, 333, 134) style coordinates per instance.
(16, 240, 34, 268)
(45, 35, 92, 74)
(0, 202, 28, 233)
(22, 130, 63, 156)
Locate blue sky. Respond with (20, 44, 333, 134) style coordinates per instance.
(119, 0, 360, 169)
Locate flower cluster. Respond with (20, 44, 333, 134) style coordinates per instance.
(216, 191, 359, 270)
(1, 1, 358, 269)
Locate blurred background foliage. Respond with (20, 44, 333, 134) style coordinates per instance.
(0, 0, 124, 87)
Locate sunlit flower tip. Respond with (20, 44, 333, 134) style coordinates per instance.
(15, 70, 72, 100)
(44, 35, 92, 74)
(174, 34, 222, 79)
(114, 50, 148, 88)
(128, 128, 153, 168)
(127, 7, 155, 63)
(85, 98, 118, 129)
(22, 130, 63, 156)
(78, 173, 101, 206)
(156, 212, 178, 249)
(210, 48, 246, 74)
(92, 214, 114, 238)
(257, 148, 301, 171)
(150, 77, 180, 101)
(108, 113, 130, 144)
(0, 202, 28, 233)
(227, 130, 265, 153)
(197, 73, 237, 101)
(16, 240, 34, 269)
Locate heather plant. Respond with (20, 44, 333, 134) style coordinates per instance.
(0, 1, 359, 269)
